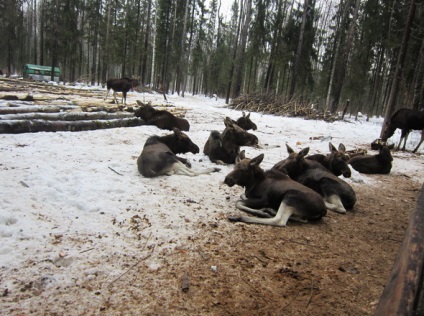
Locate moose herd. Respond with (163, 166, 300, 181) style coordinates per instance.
(102, 78, 422, 227)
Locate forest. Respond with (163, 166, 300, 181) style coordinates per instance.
(0, 0, 423, 118)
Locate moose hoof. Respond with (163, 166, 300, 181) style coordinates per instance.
(228, 216, 242, 222)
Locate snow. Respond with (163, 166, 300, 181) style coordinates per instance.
(0, 87, 423, 299)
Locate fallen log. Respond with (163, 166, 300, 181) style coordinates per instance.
(374, 183, 424, 315)
(0, 105, 78, 115)
(0, 111, 134, 121)
(0, 117, 146, 133)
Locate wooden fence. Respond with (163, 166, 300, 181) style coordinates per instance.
(375, 183, 424, 315)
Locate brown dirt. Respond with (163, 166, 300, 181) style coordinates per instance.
(10, 174, 418, 316)
(101, 175, 418, 316)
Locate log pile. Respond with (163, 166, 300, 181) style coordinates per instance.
(0, 78, 189, 134)
(228, 93, 339, 122)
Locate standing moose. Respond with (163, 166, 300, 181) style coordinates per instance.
(104, 77, 139, 105)
(381, 108, 424, 153)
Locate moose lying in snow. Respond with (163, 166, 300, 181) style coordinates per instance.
(134, 100, 190, 131)
(224, 151, 327, 227)
(231, 112, 257, 131)
(104, 77, 139, 105)
(348, 144, 393, 174)
(272, 145, 356, 214)
(306, 142, 351, 178)
(203, 117, 258, 164)
(381, 108, 424, 153)
(137, 128, 220, 177)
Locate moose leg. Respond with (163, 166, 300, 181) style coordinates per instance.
(104, 89, 110, 101)
(412, 130, 424, 153)
(234, 200, 273, 218)
(401, 130, 410, 151)
(113, 90, 118, 104)
(324, 194, 346, 214)
(229, 201, 295, 227)
(176, 156, 191, 168)
(166, 161, 220, 177)
(122, 91, 127, 105)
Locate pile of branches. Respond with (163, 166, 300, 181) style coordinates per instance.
(228, 93, 338, 122)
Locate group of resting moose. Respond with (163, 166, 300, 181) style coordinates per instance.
(103, 77, 424, 227)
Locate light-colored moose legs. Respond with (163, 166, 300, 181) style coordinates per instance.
(165, 161, 220, 177)
(229, 201, 295, 227)
(104, 89, 110, 101)
(412, 130, 424, 153)
(324, 194, 346, 214)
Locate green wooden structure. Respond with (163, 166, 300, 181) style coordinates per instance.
(23, 64, 60, 82)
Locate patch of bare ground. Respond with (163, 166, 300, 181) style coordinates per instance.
(8, 174, 418, 315)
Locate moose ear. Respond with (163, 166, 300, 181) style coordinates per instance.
(338, 143, 346, 153)
(242, 111, 246, 117)
(250, 153, 264, 166)
(173, 128, 182, 136)
(236, 150, 246, 164)
(136, 100, 145, 107)
(329, 142, 337, 153)
(224, 117, 233, 128)
(246, 112, 250, 118)
(286, 144, 294, 154)
(299, 147, 310, 158)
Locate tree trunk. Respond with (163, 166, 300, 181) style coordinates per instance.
(325, 0, 350, 114)
(233, 0, 252, 98)
(330, 0, 360, 113)
(412, 36, 424, 110)
(380, 0, 416, 137)
(289, 0, 309, 100)
(225, 0, 242, 104)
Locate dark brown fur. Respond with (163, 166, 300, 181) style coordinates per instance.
(224, 151, 326, 226)
(231, 112, 257, 131)
(134, 101, 190, 131)
(203, 117, 258, 164)
(348, 145, 393, 174)
(306, 143, 351, 178)
(381, 108, 424, 153)
(272, 145, 356, 214)
(137, 128, 219, 177)
(104, 77, 139, 105)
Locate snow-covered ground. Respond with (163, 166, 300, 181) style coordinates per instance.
(1, 87, 423, 305)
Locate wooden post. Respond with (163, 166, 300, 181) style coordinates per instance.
(341, 99, 350, 120)
(375, 183, 424, 315)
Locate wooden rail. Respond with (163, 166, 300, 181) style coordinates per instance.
(375, 183, 424, 315)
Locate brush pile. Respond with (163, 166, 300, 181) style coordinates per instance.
(228, 93, 338, 122)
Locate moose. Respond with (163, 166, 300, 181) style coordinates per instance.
(231, 112, 257, 131)
(348, 144, 393, 174)
(224, 151, 327, 226)
(137, 128, 220, 177)
(381, 108, 424, 153)
(306, 143, 351, 178)
(134, 100, 190, 131)
(203, 117, 258, 164)
(272, 145, 356, 214)
(104, 77, 139, 105)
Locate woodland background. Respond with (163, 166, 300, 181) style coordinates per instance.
(0, 0, 423, 121)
